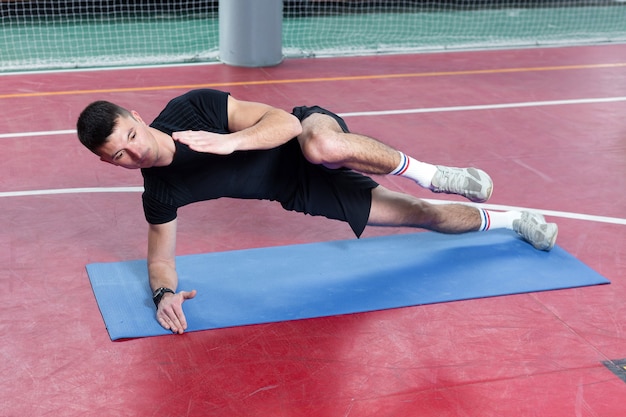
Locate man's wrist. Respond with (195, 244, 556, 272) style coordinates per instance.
(152, 287, 175, 307)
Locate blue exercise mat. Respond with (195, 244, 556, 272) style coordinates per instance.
(86, 230, 609, 340)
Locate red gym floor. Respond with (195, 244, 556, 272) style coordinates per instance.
(1, 44, 626, 416)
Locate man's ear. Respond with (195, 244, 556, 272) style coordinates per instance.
(131, 110, 145, 124)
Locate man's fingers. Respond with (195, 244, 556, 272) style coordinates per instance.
(170, 302, 188, 332)
(155, 290, 197, 334)
(157, 306, 183, 334)
(157, 315, 179, 333)
(157, 316, 170, 329)
(182, 289, 197, 300)
(159, 311, 184, 334)
(172, 131, 196, 147)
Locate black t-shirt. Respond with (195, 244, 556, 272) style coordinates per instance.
(143, 89, 300, 223)
(142, 89, 377, 237)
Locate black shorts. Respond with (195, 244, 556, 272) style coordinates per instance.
(286, 105, 379, 237)
(292, 105, 351, 132)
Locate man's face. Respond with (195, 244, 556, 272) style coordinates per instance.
(97, 111, 160, 169)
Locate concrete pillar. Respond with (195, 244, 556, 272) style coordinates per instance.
(219, 0, 283, 67)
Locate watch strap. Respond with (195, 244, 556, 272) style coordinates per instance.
(152, 287, 175, 307)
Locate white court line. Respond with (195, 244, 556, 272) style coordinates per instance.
(0, 187, 143, 197)
(2, 96, 626, 139)
(338, 96, 626, 117)
(423, 199, 626, 226)
(0, 129, 76, 139)
(0, 187, 624, 226)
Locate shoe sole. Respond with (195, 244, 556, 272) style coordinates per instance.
(470, 169, 493, 203)
(542, 224, 558, 251)
(472, 182, 493, 203)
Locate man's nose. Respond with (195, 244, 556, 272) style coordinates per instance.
(126, 143, 141, 159)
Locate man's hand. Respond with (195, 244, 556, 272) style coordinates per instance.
(173, 130, 239, 155)
(155, 289, 197, 334)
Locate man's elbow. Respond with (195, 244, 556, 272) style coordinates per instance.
(287, 112, 303, 137)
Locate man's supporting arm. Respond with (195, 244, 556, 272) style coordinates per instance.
(147, 219, 196, 334)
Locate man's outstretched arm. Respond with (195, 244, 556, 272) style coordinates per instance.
(147, 219, 196, 334)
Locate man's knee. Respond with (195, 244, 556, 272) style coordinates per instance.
(299, 131, 335, 165)
(298, 116, 345, 165)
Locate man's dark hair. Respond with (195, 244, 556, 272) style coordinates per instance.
(76, 101, 132, 154)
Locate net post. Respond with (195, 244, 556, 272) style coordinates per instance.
(219, 0, 283, 67)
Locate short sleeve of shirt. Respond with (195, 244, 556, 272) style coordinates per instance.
(142, 190, 178, 225)
(149, 89, 230, 136)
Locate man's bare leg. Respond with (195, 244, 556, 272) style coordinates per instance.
(368, 186, 482, 233)
(368, 186, 557, 250)
(298, 113, 493, 203)
(298, 113, 557, 250)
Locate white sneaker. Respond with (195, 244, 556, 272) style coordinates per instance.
(513, 211, 558, 251)
(430, 166, 493, 203)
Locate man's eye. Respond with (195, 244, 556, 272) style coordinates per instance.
(114, 151, 124, 160)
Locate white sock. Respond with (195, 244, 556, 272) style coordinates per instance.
(478, 209, 522, 232)
(390, 152, 438, 188)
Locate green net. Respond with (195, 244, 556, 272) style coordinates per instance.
(1, 1, 625, 72)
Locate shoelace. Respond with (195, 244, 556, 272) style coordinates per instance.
(436, 169, 467, 194)
(516, 215, 544, 239)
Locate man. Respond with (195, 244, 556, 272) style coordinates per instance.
(77, 89, 557, 334)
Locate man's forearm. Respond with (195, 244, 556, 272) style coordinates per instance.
(232, 108, 302, 151)
(148, 261, 178, 292)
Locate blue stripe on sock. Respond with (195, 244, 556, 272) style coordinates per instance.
(390, 152, 408, 175)
(479, 209, 490, 232)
